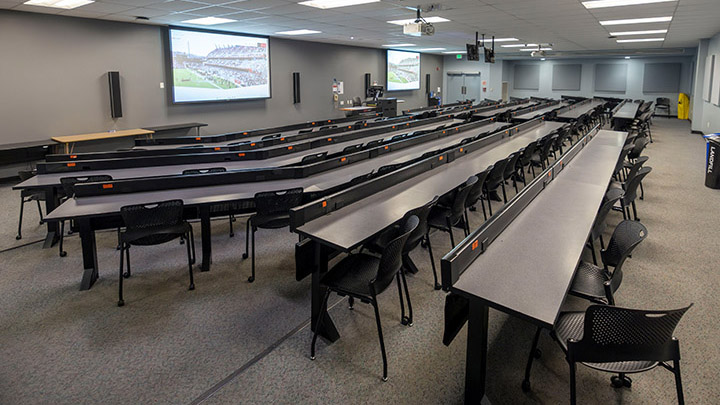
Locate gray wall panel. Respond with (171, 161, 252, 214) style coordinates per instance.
(513, 65, 540, 90)
(595, 63, 628, 93)
(552, 64, 582, 91)
(643, 63, 681, 93)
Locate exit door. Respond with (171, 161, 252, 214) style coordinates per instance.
(447, 72, 482, 103)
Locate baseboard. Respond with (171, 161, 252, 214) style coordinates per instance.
(691, 130, 705, 135)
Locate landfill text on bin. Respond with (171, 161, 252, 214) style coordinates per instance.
(709, 145, 715, 174)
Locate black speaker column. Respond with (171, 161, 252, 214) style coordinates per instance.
(292, 72, 300, 104)
(364, 73, 371, 96)
(426, 73, 431, 94)
(108, 71, 122, 118)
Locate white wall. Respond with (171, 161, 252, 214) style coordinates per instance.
(441, 56, 504, 103)
(692, 34, 720, 135)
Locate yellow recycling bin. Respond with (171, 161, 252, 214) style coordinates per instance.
(678, 93, 689, 120)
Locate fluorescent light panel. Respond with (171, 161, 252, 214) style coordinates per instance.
(583, 0, 675, 9)
(181, 17, 236, 25)
(600, 16, 672, 25)
(610, 29, 668, 36)
(519, 48, 552, 51)
(382, 43, 416, 47)
(275, 29, 322, 35)
(23, 0, 93, 9)
(418, 48, 446, 51)
(299, 0, 379, 9)
(616, 37, 665, 42)
(387, 17, 450, 25)
(502, 43, 538, 48)
(442, 51, 467, 54)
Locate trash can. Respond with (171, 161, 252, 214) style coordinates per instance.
(678, 93, 689, 120)
(705, 134, 720, 189)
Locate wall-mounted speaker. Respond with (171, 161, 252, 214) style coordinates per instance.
(426, 73, 431, 94)
(108, 71, 122, 118)
(292, 72, 300, 104)
(364, 73, 371, 96)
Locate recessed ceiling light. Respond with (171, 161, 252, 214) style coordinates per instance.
(520, 48, 552, 51)
(181, 17, 236, 25)
(275, 29, 322, 35)
(599, 16, 672, 25)
(382, 43, 416, 47)
(442, 51, 467, 54)
(610, 29, 668, 36)
(299, 0, 379, 9)
(418, 48, 446, 51)
(23, 0, 93, 9)
(502, 43, 538, 48)
(625, 56, 631, 59)
(616, 38, 665, 42)
(387, 17, 450, 25)
(582, 0, 675, 9)
(487, 38, 519, 42)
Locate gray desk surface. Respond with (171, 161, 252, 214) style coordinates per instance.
(613, 102, 640, 120)
(556, 99, 605, 119)
(296, 121, 565, 252)
(451, 129, 627, 328)
(44, 122, 508, 222)
(18, 120, 460, 189)
(513, 102, 569, 120)
(473, 101, 535, 118)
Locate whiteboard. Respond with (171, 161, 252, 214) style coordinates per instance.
(713, 54, 720, 106)
(703, 55, 714, 102)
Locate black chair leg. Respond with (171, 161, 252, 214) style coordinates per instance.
(348, 296, 354, 310)
(16, 196, 24, 240)
(400, 268, 413, 326)
(123, 244, 131, 278)
(640, 181, 645, 200)
(446, 218, 455, 247)
(480, 198, 487, 221)
(599, 234, 605, 250)
(186, 231, 195, 290)
(674, 360, 685, 405)
(631, 200, 639, 221)
(189, 226, 196, 264)
(59, 221, 67, 257)
(589, 238, 597, 265)
(35, 199, 44, 223)
(117, 228, 122, 250)
(426, 235, 440, 290)
(370, 295, 388, 382)
(569, 361, 577, 405)
(243, 217, 252, 259)
(501, 183, 508, 204)
(522, 327, 543, 392)
(118, 243, 125, 307)
(249, 227, 256, 282)
(310, 289, 332, 360)
(229, 215, 234, 237)
(396, 273, 409, 326)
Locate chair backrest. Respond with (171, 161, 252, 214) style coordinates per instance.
(485, 159, 508, 189)
(570, 304, 691, 363)
(253, 188, 304, 218)
(371, 215, 419, 293)
(342, 143, 363, 154)
(60, 175, 113, 198)
(613, 144, 634, 175)
(625, 156, 649, 184)
(656, 97, 671, 107)
(261, 133, 282, 140)
(301, 152, 328, 164)
(319, 125, 337, 131)
(466, 166, 493, 208)
(601, 219, 648, 268)
(182, 167, 226, 175)
(502, 152, 521, 181)
(377, 163, 403, 176)
(349, 171, 374, 185)
(120, 199, 184, 231)
(18, 170, 36, 182)
(622, 166, 652, 203)
(629, 137, 650, 160)
(403, 196, 439, 252)
(591, 188, 625, 241)
(451, 176, 479, 218)
(298, 128, 314, 134)
(518, 141, 538, 166)
(538, 135, 556, 160)
(365, 139, 384, 149)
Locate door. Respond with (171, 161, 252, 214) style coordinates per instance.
(446, 72, 482, 103)
(447, 74, 465, 104)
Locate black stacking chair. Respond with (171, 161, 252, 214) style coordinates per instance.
(502, 152, 522, 197)
(319, 125, 337, 131)
(614, 167, 652, 221)
(628, 136, 650, 164)
(523, 304, 691, 405)
(298, 128, 314, 134)
(377, 163, 403, 176)
(572, 220, 647, 304)
(58, 175, 113, 257)
(655, 97, 671, 116)
(15, 170, 45, 240)
(612, 145, 634, 181)
(301, 151, 328, 164)
(311, 215, 419, 381)
(243, 188, 303, 282)
(365, 139, 384, 149)
(531, 135, 555, 170)
(586, 188, 625, 265)
(465, 166, 493, 223)
(367, 196, 441, 291)
(342, 143, 363, 154)
(117, 200, 195, 307)
(483, 159, 508, 214)
(183, 168, 236, 237)
(428, 176, 477, 246)
(517, 141, 538, 180)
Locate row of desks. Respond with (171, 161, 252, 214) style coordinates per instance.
(512, 101, 569, 121)
(555, 99, 606, 120)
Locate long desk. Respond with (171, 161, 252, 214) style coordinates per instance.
(555, 99, 605, 120)
(446, 129, 627, 403)
(293, 120, 565, 342)
(472, 101, 535, 119)
(512, 101, 569, 121)
(52, 129, 155, 154)
(612, 101, 640, 130)
(42, 121, 507, 290)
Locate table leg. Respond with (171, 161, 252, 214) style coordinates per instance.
(312, 243, 339, 342)
(465, 298, 491, 405)
(78, 218, 99, 290)
(200, 206, 212, 272)
(42, 187, 60, 248)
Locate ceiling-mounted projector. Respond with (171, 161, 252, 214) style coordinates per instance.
(531, 50, 546, 57)
(403, 22, 435, 36)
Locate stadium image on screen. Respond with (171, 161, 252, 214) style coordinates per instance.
(386, 50, 420, 91)
(169, 28, 270, 103)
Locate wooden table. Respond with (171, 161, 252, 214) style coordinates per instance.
(52, 129, 155, 153)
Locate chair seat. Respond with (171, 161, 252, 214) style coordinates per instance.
(554, 312, 659, 373)
(253, 213, 291, 229)
(569, 261, 611, 303)
(121, 222, 190, 246)
(427, 206, 455, 230)
(609, 180, 623, 190)
(320, 253, 380, 296)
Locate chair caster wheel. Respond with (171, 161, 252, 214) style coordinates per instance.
(242, 253, 248, 259)
(611, 375, 632, 388)
(382, 376, 388, 382)
(15, 235, 21, 240)
(117, 300, 125, 307)
(229, 233, 234, 238)
(189, 284, 195, 291)
(534, 348, 542, 359)
(179, 239, 185, 245)
(421, 240, 427, 248)
(59, 251, 67, 257)
(521, 379, 531, 392)
(348, 306, 354, 310)
(310, 355, 315, 361)
(123, 272, 131, 279)
(116, 245, 121, 250)
(401, 316, 411, 326)
(248, 276, 255, 283)
(434, 283, 442, 291)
